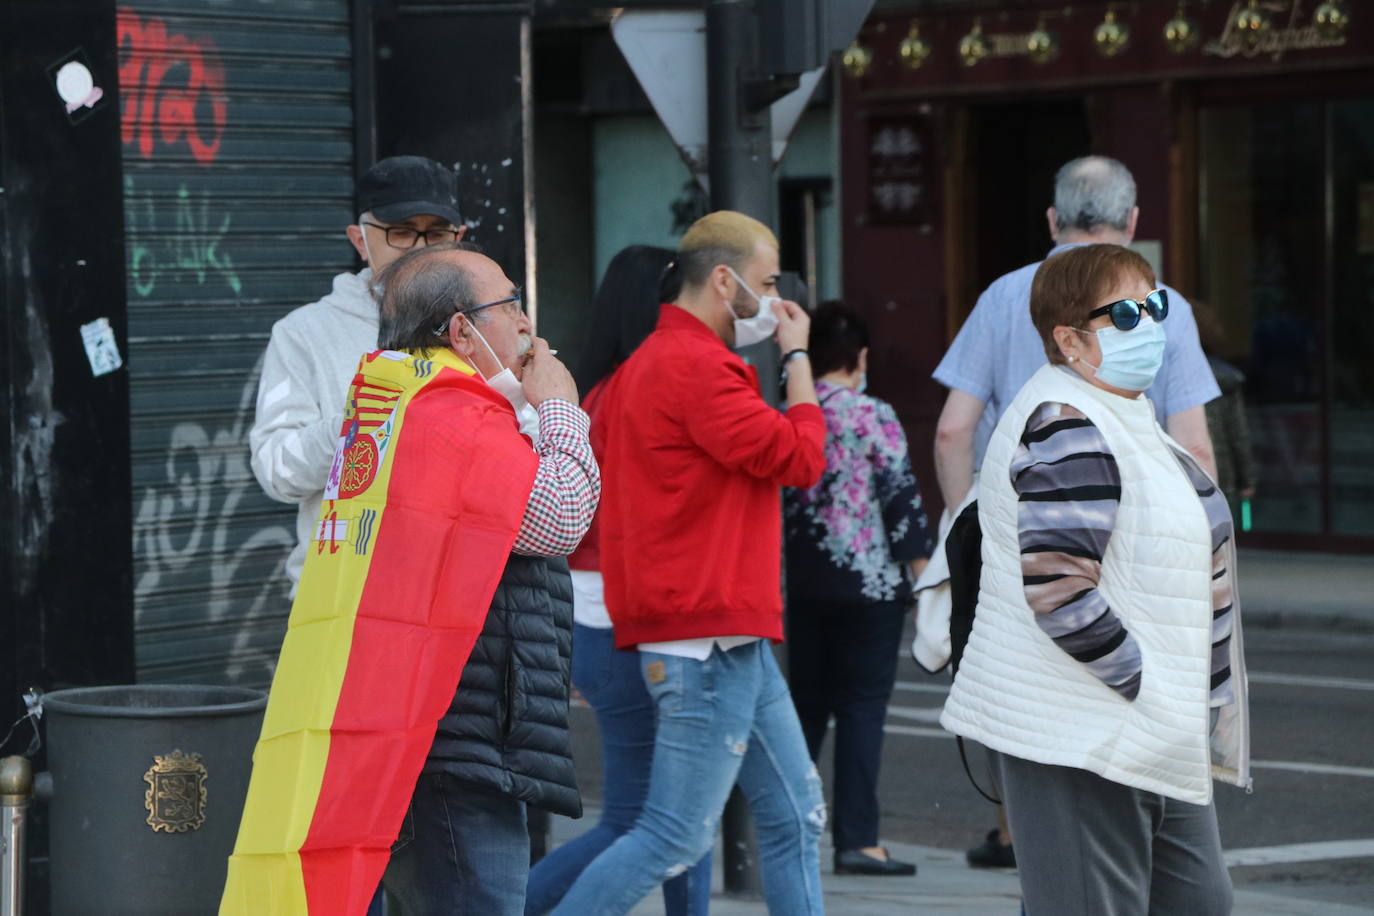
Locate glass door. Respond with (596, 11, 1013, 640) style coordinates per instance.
(1199, 96, 1374, 546)
(1329, 100, 1374, 537)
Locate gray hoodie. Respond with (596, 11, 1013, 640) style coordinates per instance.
(249, 268, 379, 588)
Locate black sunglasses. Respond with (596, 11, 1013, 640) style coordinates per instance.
(1086, 288, 1169, 331)
(433, 296, 523, 337)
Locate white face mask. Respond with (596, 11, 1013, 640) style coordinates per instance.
(856, 372, 868, 393)
(724, 266, 781, 348)
(1076, 317, 1167, 392)
(465, 317, 540, 443)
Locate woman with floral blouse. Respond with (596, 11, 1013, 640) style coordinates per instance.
(784, 301, 934, 877)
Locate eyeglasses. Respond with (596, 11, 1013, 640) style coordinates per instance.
(361, 220, 462, 250)
(1086, 288, 1169, 331)
(432, 296, 524, 337)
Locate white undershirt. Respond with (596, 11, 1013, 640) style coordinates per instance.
(570, 570, 612, 629)
(574, 572, 760, 658)
(638, 635, 761, 661)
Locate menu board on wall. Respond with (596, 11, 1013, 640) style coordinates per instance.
(866, 115, 932, 228)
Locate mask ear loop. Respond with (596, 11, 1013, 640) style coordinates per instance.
(723, 265, 763, 321)
(1069, 327, 1103, 374)
(457, 311, 506, 380)
(724, 266, 762, 303)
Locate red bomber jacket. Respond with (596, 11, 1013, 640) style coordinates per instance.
(597, 304, 826, 648)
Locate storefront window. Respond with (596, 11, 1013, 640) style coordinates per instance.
(1330, 100, 1374, 537)
(1200, 99, 1374, 541)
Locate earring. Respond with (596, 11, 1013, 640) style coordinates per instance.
(1067, 355, 1076, 363)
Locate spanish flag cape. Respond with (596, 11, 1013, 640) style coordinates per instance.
(221, 348, 537, 915)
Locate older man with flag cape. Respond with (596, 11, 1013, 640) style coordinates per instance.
(221, 243, 597, 915)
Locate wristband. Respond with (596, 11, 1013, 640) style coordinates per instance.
(781, 349, 809, 366)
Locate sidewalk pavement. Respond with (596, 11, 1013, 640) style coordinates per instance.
(539, 545, 1374, 914)
(549, 806, 1374, 915)
(1236, 547, 1374, 632)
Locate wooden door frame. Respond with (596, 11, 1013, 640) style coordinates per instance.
(942, 104, 974, 343)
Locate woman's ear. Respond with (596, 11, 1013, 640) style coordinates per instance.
(1052, 326, 1081, 363)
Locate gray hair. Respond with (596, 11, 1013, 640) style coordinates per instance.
(376, 241, 486, 355)
(1052, 156, 1136, 233)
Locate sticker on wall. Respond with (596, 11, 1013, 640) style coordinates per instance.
(80, 318, 123, 377)
(47, 49, 106, 124)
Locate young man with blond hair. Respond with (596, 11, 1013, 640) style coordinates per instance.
(548, 211, 829, 914)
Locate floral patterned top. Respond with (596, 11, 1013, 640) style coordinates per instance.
(784, 381, 934, 605)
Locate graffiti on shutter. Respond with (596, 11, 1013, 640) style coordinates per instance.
(121, 1, 353, 685)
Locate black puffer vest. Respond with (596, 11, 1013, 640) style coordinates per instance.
(424, 553, 581, 817)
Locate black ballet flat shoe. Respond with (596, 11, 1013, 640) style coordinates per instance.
(833, 848, 917, 876)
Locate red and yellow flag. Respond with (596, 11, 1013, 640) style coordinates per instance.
(221, 349, 537, 915)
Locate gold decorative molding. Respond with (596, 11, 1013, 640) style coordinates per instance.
(1205, 0, 1349, 60)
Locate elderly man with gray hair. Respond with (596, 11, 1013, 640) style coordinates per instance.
(374, 242, 598, 915)
(929, 155, 1219, 869)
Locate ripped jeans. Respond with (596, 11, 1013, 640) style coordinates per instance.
(549, 639, 826, 915)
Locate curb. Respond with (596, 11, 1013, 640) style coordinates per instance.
(1241, 610, 1374, 635)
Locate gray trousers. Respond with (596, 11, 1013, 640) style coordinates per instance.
(996, 752, 1233, 916)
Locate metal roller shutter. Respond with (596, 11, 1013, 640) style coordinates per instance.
(120, 0, 354, 687)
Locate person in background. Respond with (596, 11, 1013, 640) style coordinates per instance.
(1194, 302, 1259, 506)
(250, 155, 468, 593)
(784, 302, 934, 877)
(524, 245, 711, 916)
(940, 244, 1249, 915)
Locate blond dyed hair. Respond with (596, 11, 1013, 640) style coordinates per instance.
(676, 210, 778, 289)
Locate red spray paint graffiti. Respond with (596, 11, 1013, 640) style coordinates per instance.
(117, 7, 227, 165)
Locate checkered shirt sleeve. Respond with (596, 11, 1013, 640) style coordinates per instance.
(512, 398, 600, 557)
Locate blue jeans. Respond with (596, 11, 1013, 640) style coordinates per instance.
(382, 773, 529, 916)
(525, 624, 711, 915)
(549, 639, 826, 915)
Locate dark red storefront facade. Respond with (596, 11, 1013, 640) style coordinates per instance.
(839, 0, 1374, 552)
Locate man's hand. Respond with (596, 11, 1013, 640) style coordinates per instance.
(773, 299, 810, 353)
(520, 337, 579, 407)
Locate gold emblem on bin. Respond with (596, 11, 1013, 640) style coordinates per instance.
(143, 750, 207, 833)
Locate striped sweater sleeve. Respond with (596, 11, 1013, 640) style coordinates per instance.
(1010, 403, 1142, 701)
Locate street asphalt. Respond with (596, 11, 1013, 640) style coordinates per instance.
(554, 547, 1374, 914)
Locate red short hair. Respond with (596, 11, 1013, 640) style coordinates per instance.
(1030, 244, 1156, 364)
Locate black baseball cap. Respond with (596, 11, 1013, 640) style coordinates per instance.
(357, 156, 462, 227)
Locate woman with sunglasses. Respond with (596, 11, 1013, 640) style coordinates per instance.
(940, 244, 1251, 915)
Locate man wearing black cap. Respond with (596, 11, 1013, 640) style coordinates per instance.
(250, 155, 466, 590)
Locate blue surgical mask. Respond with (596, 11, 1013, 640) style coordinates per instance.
(1076, 317, 1167, 391)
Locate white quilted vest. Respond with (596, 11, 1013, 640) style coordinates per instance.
(940, 365, 1250, 805)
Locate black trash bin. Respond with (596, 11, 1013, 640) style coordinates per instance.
(42, 684, 267, 916)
